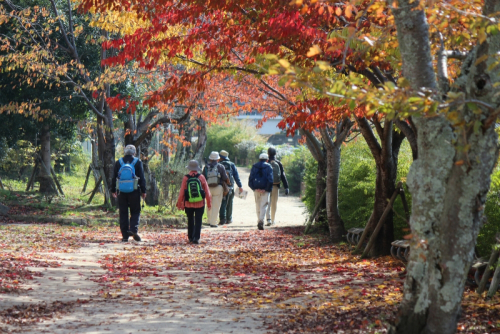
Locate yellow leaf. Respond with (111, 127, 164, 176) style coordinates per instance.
(307, 45, 322, 57)
(478, 28, 487, 44)
(278, 59, 290, 68)
(475, 54, 489, 66)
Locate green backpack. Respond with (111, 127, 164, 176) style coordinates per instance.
(185, 174, 205, 203)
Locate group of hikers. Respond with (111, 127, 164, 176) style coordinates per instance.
(111, 145, 289, 244)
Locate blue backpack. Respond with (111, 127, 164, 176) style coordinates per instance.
(252, 166, 268, 189)
(117, 157, 139, 193)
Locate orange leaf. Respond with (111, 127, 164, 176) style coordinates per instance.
(403, 234, 413, 240)
(335, 7, 342, 16)
(318, 6, 325, 15)
(455, 160, 465, 165)
(345, 5, 353, 19)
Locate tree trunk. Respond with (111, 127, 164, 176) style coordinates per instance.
(315, 159, 327, 224)
(37, 124, 57, 194)
(390, 0, 500, 331)
(139, 135, 159, 206)
(319, 120, 352, 242)
(192, 118, 207, 164)
(97, 113, 116, 206)
(357, 118, 404, 256)
(325, 142, 345, 241)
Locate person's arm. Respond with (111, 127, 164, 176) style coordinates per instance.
(136, 160, 147, 194)
(265, 165, 273, 193)
(199, 174, 212, 209)
(248, 167, 255, 190)
(232, 164, 243, 189)
(278, 161, 289, 194)
(110, 160, 119, 194)
(176, 176, 188, 210)
(218, 164, 228, 183)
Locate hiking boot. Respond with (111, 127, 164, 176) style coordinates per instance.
(218, 219, 226, 225)
(257, 221, 264, 230)
(192, 239, 200, 244)
(226, 220, 233, 225)
(266, 219, 272, 226)
(209, 224, 218, 228)
(121, 238, 129, 242)
(128, 231, 141, 242)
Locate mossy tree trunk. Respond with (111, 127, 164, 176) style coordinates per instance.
(389, 0, 500, 332)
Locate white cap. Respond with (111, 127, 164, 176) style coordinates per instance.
(259, 153, 268, 160)
(209, 151, 220, 160)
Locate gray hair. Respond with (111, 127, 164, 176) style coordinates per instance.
(124, 145, 136, 156)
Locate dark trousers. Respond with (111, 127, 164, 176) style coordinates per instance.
(220, 188, 234, 222)
(118, 191, 141, 239)
(185, 207, 204, 241)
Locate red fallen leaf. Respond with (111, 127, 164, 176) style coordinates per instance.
(133, 283, 142, 286)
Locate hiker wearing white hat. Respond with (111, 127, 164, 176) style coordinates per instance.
(248, 152, 273, 230)
(202, 151, 229, 227)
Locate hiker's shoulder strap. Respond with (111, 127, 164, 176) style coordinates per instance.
(131, 157, 139, 166)
(119, 158, 124, 166)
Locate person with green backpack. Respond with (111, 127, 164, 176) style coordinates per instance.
(218, 150, 244, 225)
(266, 147, 289, 226)
(176, 160, 212, 244)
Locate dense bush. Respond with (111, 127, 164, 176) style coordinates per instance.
(205, 119, 265, 163)
(280, 146, 311, 194)
(302, 137, 413, 240)
(478, 168, 500, 257)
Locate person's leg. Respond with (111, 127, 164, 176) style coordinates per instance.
(226, 189, 234, 223)
(118, 193, 130, 240)
(254, 191, 262, 222)
(266, 189, 272, 222)
(129, 191, 141, 235)
(193, 207, 204, 242)
(270, 186, 279, 225)
(207, 185, 223, 226)
(258, 192, 270, 223)
(185, 208, 195, 241)
(219, 192, 228, 225)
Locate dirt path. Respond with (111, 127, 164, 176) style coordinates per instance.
(0, 175, 404, 334)
(213, 167, 306, 230)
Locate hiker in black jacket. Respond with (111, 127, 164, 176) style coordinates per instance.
(266, 147, 289, 226)
(111, 145, 147, 242)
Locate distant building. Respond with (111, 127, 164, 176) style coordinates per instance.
(235, 112, 302, 146)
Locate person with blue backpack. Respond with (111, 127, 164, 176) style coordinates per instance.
(248, 153, 274, 230)
(111, 145, 147, 242)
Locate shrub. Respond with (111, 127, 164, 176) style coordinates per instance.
(478, 167, 500, 257)
(301, 154, 318, 213)
(280, 146, 311, 194)
(205, 119, 265, 163)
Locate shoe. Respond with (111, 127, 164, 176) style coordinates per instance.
(266, 219, 272, 226)
(128, 231, 141, 242)
(210, 224, 218, 228)
(218, 219, 226, 225)
(121, 238, 129, 242)
(270, 221, 276, 226)
(188, 238, 193, 243)
(226, 220, 233, 225)
(257, 221, 264, 230)
(192, 239, 199, 244)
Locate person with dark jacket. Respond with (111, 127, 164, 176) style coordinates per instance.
(266, 147, 290, 226)
(202, 151, 228, 228)
(248, 153, 273, 230)
(111, 145, 147, 242)
(218, 150, 243, 225)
